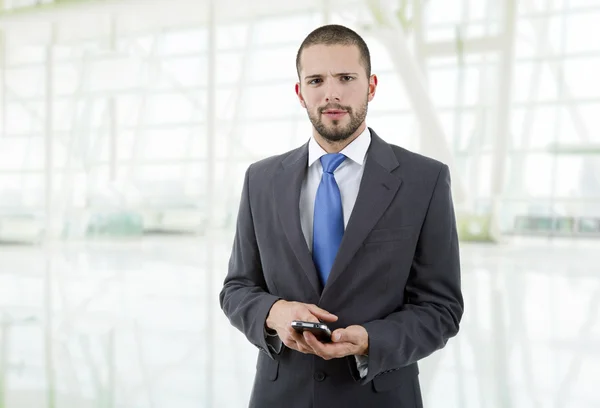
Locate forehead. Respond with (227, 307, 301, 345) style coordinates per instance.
(299, 44, 363, 76)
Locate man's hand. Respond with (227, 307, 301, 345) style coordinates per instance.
(265, 300, 337, 355)
(304, 325, 369, 360)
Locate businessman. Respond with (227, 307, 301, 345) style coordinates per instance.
(219, 24, 463, 408)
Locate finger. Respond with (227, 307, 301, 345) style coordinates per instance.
(331, 329, 343, 343)
(283, 339, 298, 351)
(332, 328, 360, 345)
(331, 329, 352, 343)
(304, 332, 329, 357)
(288, 326, 301, 338)
(331, 343, 356, 359)
(291, 331, 316, 353)
(288, 339, 313, 354)
(297, 342, 315, 354)
(331, 329, 364, 357)
(289, 326, 316, 346)
(305, 332, 357, 359)
(292, 314, 319, 324)
(305, 304, 338, 322)
(290, 329, 307, 343)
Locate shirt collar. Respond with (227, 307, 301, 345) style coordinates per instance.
(308, 126, 371, 168)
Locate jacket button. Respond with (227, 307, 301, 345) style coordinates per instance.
(314, 371, 326, 382)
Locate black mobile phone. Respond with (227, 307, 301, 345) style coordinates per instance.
(291, 320, 332, 342)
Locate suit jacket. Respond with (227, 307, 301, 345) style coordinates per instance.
(219, 129, 464, 408)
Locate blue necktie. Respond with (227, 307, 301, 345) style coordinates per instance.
(313, 153, 346, 286)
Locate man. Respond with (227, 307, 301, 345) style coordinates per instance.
(219, 24, 463, 408)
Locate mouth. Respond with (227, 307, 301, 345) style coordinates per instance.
(322, 110, 348, 120)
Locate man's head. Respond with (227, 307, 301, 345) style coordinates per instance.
(295, 25, 377, 145)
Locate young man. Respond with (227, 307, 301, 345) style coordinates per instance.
(219, 24, 463, 408)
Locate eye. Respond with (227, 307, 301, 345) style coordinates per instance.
(341, 76, 354, 81)
(309, 78, 322, 85)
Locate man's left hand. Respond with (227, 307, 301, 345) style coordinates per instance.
(303, 325, 369, 360)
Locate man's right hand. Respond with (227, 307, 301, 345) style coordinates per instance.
(265, 300, 338, 355)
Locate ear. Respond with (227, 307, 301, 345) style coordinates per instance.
(295, 82, 306, 108)
(367, 74, 378, 102)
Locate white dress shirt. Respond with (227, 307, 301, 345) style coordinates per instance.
(299, 126, 371, 378)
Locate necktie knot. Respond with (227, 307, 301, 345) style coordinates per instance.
(320, 153, 346, 174)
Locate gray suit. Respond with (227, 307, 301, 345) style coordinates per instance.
(220, 129, 463, 408)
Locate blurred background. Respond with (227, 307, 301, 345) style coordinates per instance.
(0, 0, 599, 407)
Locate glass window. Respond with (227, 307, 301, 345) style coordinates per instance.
(144, 93, 199, 125)
(511, 106, 561, 149)
(563, 57, 600, 98)
(5, 102, 44, 134)
(566, 11, 600, 52)
(247, 48, 297, 82)
(240, 84, 299, 119)
(88, 56, 143, 92)
(513, 62, 559, 102)
(253, 14, 320, 46)
(370, 71, 412, 112)
(160, 28, 207, 55)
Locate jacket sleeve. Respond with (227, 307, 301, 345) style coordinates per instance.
(355, 164, 464, 384)
(219, 166, 281, 359)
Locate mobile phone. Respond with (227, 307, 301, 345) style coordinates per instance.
(291, 320, 332, 342)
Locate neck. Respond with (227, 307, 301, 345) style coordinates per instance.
(313, 122, 367, 153)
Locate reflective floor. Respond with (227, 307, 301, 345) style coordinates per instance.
(0, 235, 599, 408)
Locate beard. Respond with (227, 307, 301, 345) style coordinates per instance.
(307, 98, 368, 143)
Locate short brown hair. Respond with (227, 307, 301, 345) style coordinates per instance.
(296, 24, 371, 79)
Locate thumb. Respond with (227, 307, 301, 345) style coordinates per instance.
(332, 329, 347, 343)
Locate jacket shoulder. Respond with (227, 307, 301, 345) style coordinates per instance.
(246, 144, 306, 180)
(389, 143, 446, 174)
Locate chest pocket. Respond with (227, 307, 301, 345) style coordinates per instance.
(364, 226, 415, 245)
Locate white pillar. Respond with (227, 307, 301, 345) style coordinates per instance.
(44, 24, 56, 240)
(44, 255, 55, 408)
(43, 23, 57, 408)
(0, 320, 8, 408)
(205, 1, 217, 407)
(109, 97, 117, 182)
(107, 328, 115, 408)
(412, 0, 426, 71)
(0, 28, 5, 138)
(109, 15, 118, 183)
(322, 0, 331, 25)
(489, 0, 517, 240)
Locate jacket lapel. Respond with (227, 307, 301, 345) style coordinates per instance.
(273, 143, 322, 296)
(321, 130, 403, 299)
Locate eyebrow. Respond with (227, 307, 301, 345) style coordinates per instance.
(304, 72, 359, 81)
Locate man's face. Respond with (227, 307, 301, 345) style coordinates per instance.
(296, 44, 377, 143)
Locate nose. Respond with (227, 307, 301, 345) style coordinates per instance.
(324, 79, 341, 103)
